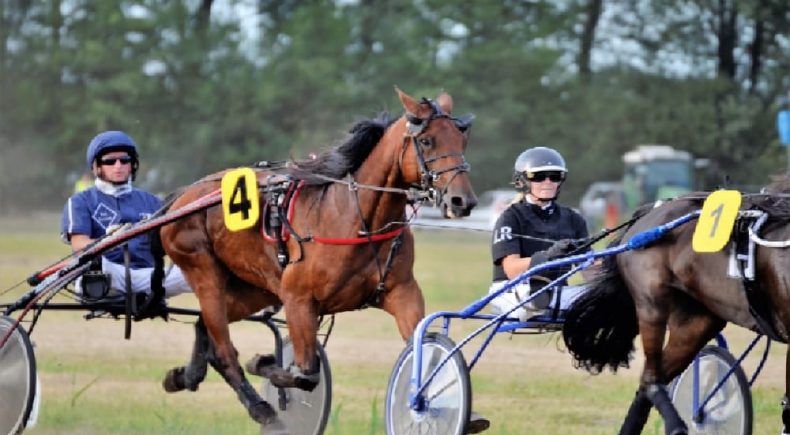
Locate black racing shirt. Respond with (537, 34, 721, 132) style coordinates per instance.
(491, 200, 588, 282)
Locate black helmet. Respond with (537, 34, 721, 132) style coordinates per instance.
(512, 147, 567, 194)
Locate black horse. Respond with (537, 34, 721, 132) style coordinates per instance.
(563, 177, 790, 434)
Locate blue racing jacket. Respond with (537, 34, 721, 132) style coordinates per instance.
(61, 186, 162, 268)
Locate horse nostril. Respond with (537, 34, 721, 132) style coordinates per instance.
(450, 196, 477, 211)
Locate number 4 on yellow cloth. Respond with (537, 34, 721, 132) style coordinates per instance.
(221, 168, 261, 231)
(692, 190, 741, 253)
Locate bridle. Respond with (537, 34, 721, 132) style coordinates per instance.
(403, 98, 474, 205)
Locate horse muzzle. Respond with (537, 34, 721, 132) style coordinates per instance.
(440, 193, 477, 218)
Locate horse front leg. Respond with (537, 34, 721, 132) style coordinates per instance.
(163, 318, 209, 392)
(251, 290, 320, 391)
(379, 279, 425, 340)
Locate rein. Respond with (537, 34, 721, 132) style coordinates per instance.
(290, 170, 434, 202)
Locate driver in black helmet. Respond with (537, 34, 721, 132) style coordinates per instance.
(488, 146, 589, 321)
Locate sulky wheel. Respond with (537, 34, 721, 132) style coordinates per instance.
(260, 336, 331, 435)
(0, 315, 37, 435)
(670, 345, 752, 435)
(385, 332, 471, 435)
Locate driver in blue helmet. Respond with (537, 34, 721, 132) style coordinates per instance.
(60, 130, 191, 299)
(488, 146, 589, 321)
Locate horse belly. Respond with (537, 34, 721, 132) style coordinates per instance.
(206, 209, 283, 293)
(679, 257, 758, 331)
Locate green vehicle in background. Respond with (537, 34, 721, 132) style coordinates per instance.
(581, 144, 710, 231)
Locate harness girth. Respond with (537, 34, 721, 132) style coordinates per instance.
(732, 213, 785, 342)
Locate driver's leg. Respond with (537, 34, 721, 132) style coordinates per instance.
(102, 258, 152, 296)
(162, 264, 193, 297)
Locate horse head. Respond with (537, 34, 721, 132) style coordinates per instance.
(395, 87, 478, 218)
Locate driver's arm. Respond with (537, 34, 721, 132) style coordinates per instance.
(69, 234, 93, 252)
(501, 254, 533, 280)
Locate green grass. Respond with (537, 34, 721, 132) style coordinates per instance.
(1, 217, 787, 434)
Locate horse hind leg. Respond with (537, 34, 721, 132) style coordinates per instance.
(628, 298, 725, 435)
(619, 389, 653, 435)
(783, 346, 790, 434)
(170, 255, 285, 430)
(202, 338, 285, 431)
(625, 274, 688, 434)
(163, 318, 210, 392)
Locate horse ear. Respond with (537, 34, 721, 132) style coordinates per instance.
(395, 86, 423, 116)
(436, 91, 453, 114)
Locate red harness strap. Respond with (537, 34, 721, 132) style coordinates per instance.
(312, 227, 405, 245)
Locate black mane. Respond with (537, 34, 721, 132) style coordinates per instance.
(762, 174, 790, 195)
(747, 174, 790, 219)
(288, 114, 397, 185)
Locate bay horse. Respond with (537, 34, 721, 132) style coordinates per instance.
(563, 177, 790, 435)
(158, 88, 477, 430)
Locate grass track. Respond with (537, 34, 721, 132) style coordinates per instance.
(1, 214, 786, 434)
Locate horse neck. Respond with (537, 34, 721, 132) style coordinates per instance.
(347, 131, 409, 230)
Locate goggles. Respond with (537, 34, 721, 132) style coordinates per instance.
(99, 156, 133, 166)
(526, 171, 565, 182)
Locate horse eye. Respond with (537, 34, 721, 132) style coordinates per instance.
(418, 137, 433, 148)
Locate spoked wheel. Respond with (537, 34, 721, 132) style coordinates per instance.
(260, 337, 332, 435)
(670, 345, 752, 435)
(0, 315, 37, 435)
(385, 332, 471, 435)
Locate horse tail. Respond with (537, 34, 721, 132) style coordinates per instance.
(562, 255, 638, 374)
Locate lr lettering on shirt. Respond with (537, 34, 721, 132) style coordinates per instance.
(494, 226, 512, 243)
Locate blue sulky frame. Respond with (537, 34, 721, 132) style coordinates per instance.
(408, 211, 701, 410)
(398, 209, 770, 435)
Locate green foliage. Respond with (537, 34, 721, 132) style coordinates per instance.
(0, 0, 787, 213)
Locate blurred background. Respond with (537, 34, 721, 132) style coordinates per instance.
(0, 0, 788, 218)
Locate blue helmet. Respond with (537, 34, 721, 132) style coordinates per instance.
(85, 131, 139, 176)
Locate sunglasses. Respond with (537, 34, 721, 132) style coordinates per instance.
(99, 156, 133, 166)
(527, 171, 565, 182)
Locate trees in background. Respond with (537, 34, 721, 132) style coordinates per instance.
(0, 0, 787, 211)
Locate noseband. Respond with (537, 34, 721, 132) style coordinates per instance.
(404, 98, 473, 204)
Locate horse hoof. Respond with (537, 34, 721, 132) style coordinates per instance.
(163, 367, 186, 393)
(246, 353, 277, 377)
(252, 401, 289, 434)
(261, 417, 289, 435)
(294, 373, 319, 392)
(263, 365, 320, 391)
(262, 365, 294, 387)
